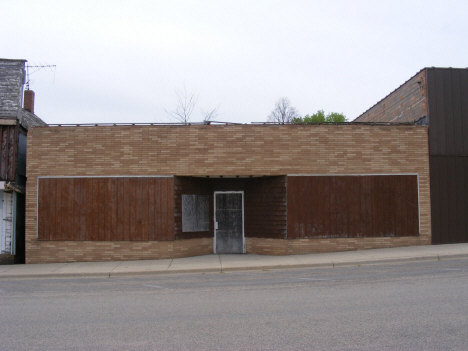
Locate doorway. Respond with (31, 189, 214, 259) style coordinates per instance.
(214, 191, 244, 254)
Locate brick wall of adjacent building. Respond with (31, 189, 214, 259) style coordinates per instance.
(355, 69, 428, 123)
(25, 124, 431, 263)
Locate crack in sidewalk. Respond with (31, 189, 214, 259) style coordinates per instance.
(218, 254, 223, 272)
(108, 261, 125, 278)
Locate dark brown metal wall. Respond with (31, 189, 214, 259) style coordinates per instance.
(427, 68, 468, 157)
(38, 177, 174, 241)
(430, 156, 468, 244)
(427, 68, 468, 244)
(0, 125, 18, 181)
(287, 175, 419, 239)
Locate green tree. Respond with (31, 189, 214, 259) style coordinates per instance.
(292, 110, 347, 124)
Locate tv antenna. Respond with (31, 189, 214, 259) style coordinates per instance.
(25, 64, 56, 89)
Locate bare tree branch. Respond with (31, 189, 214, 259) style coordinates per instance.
(267, 97, 300, 124)
(201, 105, 221, 124)
(165, 86, 199, 124)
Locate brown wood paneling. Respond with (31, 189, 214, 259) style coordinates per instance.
(85, 178, 93, 241)
(312, 177, 324, 236)
(287, 175, 419, 239)
(128, 178, 137, 240)
(395, 176, 405, 237)
(287, 177, 297, 238)
(132, 178, 142, 241)
(37, 177, 175, 242)
(57, 178, 67, 240)
(73, 178, 81, 241)
(360, 176, 373, 237)
(148, 178, 156, 240)
(116, 178, 125, 241)
(38, 178, 49, 240)
(97, 178, 105, 241)
(154, 178, 162, 240)
(79, 178, 87, 240)
(166, 177, 175, 240)
(141, 178, 149, 241)
(347, 177, 361, 238)
(0, 126, 18, 181)
(334, 176, 348, 237)
(160, 177, 169, 240)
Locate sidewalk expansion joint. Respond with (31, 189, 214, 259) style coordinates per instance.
(108, 261, 125, 278)
(52, 263, 69, 272)
(218, 254, 223, 272)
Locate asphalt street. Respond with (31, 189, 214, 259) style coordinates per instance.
(1, 259, 467, 350)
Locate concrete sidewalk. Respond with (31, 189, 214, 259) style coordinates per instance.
(1, 243, 468, 279)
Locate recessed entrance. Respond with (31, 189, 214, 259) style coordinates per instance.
(214, 191, 244, 254)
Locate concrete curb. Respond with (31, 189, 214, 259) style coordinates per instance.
(1, 251, 467, 280)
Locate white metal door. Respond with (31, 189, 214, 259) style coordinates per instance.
(214, 191, 245, 254)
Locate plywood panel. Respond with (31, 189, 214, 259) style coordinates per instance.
(38, 178, 49, 240)
(287, 175, 419, 239)
(166, 177, 175, 240)
(148, 178, 156, 241)
(37, 177, 175, 242)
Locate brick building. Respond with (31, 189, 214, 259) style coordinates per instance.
(355, 67, 468, 244)
(25, 123, 430, 263)
(0, 58, 47, 263)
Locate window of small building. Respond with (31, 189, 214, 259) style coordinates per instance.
(182, 195, 209, 232)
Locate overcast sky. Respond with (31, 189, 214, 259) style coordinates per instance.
(2, 0, 467, 125)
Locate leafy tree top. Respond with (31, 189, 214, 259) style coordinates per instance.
(292, 110, 348, 124)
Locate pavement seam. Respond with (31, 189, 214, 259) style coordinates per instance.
(108, 261, 125, 278)
(218, 254, 223, 272)
(52, 263, 70, 272)
(1, 250, 468, 280)
(167, 258, 173, 270)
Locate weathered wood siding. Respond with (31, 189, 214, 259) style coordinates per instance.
(38, 177, 174, 241)
(287, 175, 419, 239)
(0, 125, 18, 181)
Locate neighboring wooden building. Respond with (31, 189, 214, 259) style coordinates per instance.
(0, 58, 47, 263)
(355, 67, 468, 244)
(25, 123, 430, 263)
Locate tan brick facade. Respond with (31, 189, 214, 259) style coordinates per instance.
(26, 124, 431, 263)
(355, 69, 428, 123)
